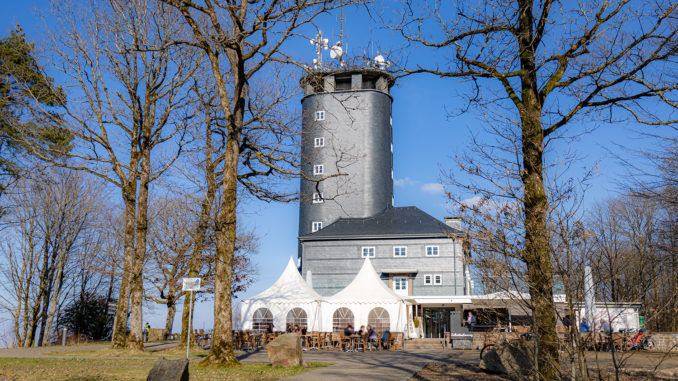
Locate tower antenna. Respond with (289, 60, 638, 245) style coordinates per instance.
(339, 1, 345, 66)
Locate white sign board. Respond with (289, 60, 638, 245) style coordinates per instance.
(182, 278, 201, 292)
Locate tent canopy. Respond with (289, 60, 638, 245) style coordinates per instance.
(245, 257, 321, 304)
(325, 257, 407, 304)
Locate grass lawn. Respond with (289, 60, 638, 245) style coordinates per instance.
(0, 357, 329, 380)
(44, 346, 213, 359)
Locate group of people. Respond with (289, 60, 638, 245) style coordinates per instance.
(562, 315, 612, 333)
(343, 324, 385, 349)
(285, 323, 307, 335)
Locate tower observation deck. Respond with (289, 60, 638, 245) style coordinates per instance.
(298, 68, 396, 238)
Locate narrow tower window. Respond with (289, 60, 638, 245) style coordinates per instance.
(314, 110, 325, 121)
(313, 164, 324, 176)
(312, 192, 324, 203)
(314, 137, 325, 147)
(312, 221, 323, 232)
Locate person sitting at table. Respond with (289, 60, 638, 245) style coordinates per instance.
(301, 327, 307, 335)
(381, 330, 390, 349)
(266, 323, 274, 334)
(367, 325, 378, 349)
(286, 323, 292, 333)
(580, 318, 590, 332)
(357, 325, 365, 336)
(293, 324, 300, 333)
(343, 324, 354, 337)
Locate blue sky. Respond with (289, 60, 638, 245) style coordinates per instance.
(2, 1, 670, 333)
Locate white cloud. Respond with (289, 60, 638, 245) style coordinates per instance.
(460, 195, 484, 207)
(421, 183, 445, 195)
(394, 177, 416, 187)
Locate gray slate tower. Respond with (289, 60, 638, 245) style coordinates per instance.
(298, 69, 395, 238)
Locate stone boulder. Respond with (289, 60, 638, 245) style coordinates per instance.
(266, 333, 307, 368)
(147, 357, 189, 381)
(479, 341, 534, 380)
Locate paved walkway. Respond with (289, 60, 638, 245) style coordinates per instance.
(238, 349, 480, 381)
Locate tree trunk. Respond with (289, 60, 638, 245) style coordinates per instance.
(111, 182, 137, 349)
(128, 147, 151, 351)
(164, 297, 176, 340)
(516, 0, 560, 378)
(41, 247, 67, 346)
(202, 137, 239, 365)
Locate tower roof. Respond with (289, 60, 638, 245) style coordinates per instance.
(299, 206, 462, 241)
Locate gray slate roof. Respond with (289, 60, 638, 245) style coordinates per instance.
(299, 206, 462, 241)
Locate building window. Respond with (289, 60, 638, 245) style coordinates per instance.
(313, 164, 324, 176)
(434, 274, 442, 285)
(361, 247, 375, 258)
(393, 277, 408, 295)
(312, 192, 324, 203)
(426, 246, 439, 256)
(312, 221, 322, 232)
(424, 275, 432, 285)
(314, 137, 325, 147)
(393, 246, 407, 257)
(314, 110, 325, 121)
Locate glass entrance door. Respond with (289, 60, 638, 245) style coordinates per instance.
(423, 308, 454, 338)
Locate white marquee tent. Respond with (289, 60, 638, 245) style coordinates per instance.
(240, 257, 322, 331)
(321, 258, 410, 335)
(240, 257, 410, 334)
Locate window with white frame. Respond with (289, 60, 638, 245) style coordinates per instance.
(312, 221, 322, 232)
(312, 192, 324, 204)
(314, 137, 325, 147)
(393, 277, 408, 296)
(361, 247, 375, 258)
(314, 110, 325, 121)
(393, 246, 407, 257)
(424, 275, 432, 285)
(426, 246, 439, 256)
(434, 274, 442, 285)
(313, 164, 324, 176)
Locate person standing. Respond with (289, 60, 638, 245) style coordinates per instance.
(466, 312, 476, 331)
(143, 322, 151, 342)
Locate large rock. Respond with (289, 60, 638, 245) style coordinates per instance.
(479, 341, 534, 380)
(147, 357, 189, 381)
(266, 333, 307, 368)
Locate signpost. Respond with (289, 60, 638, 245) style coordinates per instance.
(182, 277, 201, 360)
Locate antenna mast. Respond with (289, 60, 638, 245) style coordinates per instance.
(339, 1, 345, 66)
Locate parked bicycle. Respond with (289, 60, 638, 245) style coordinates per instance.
(625, 329, 655, 351)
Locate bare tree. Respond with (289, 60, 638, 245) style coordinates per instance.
(22, 0, 202, 350)
(157, 0, 350, 364)
(0, 168, 107, 347)
(386, 0, 677, 377)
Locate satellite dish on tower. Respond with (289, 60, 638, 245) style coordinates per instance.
(330, 43, 343, 60)
(374, 54, 389, 69)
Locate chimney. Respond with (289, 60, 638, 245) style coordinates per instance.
(444, 216, 462, 231)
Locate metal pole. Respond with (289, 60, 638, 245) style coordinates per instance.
(187, 290, 192, 360)
(62, 328, 67, 346)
